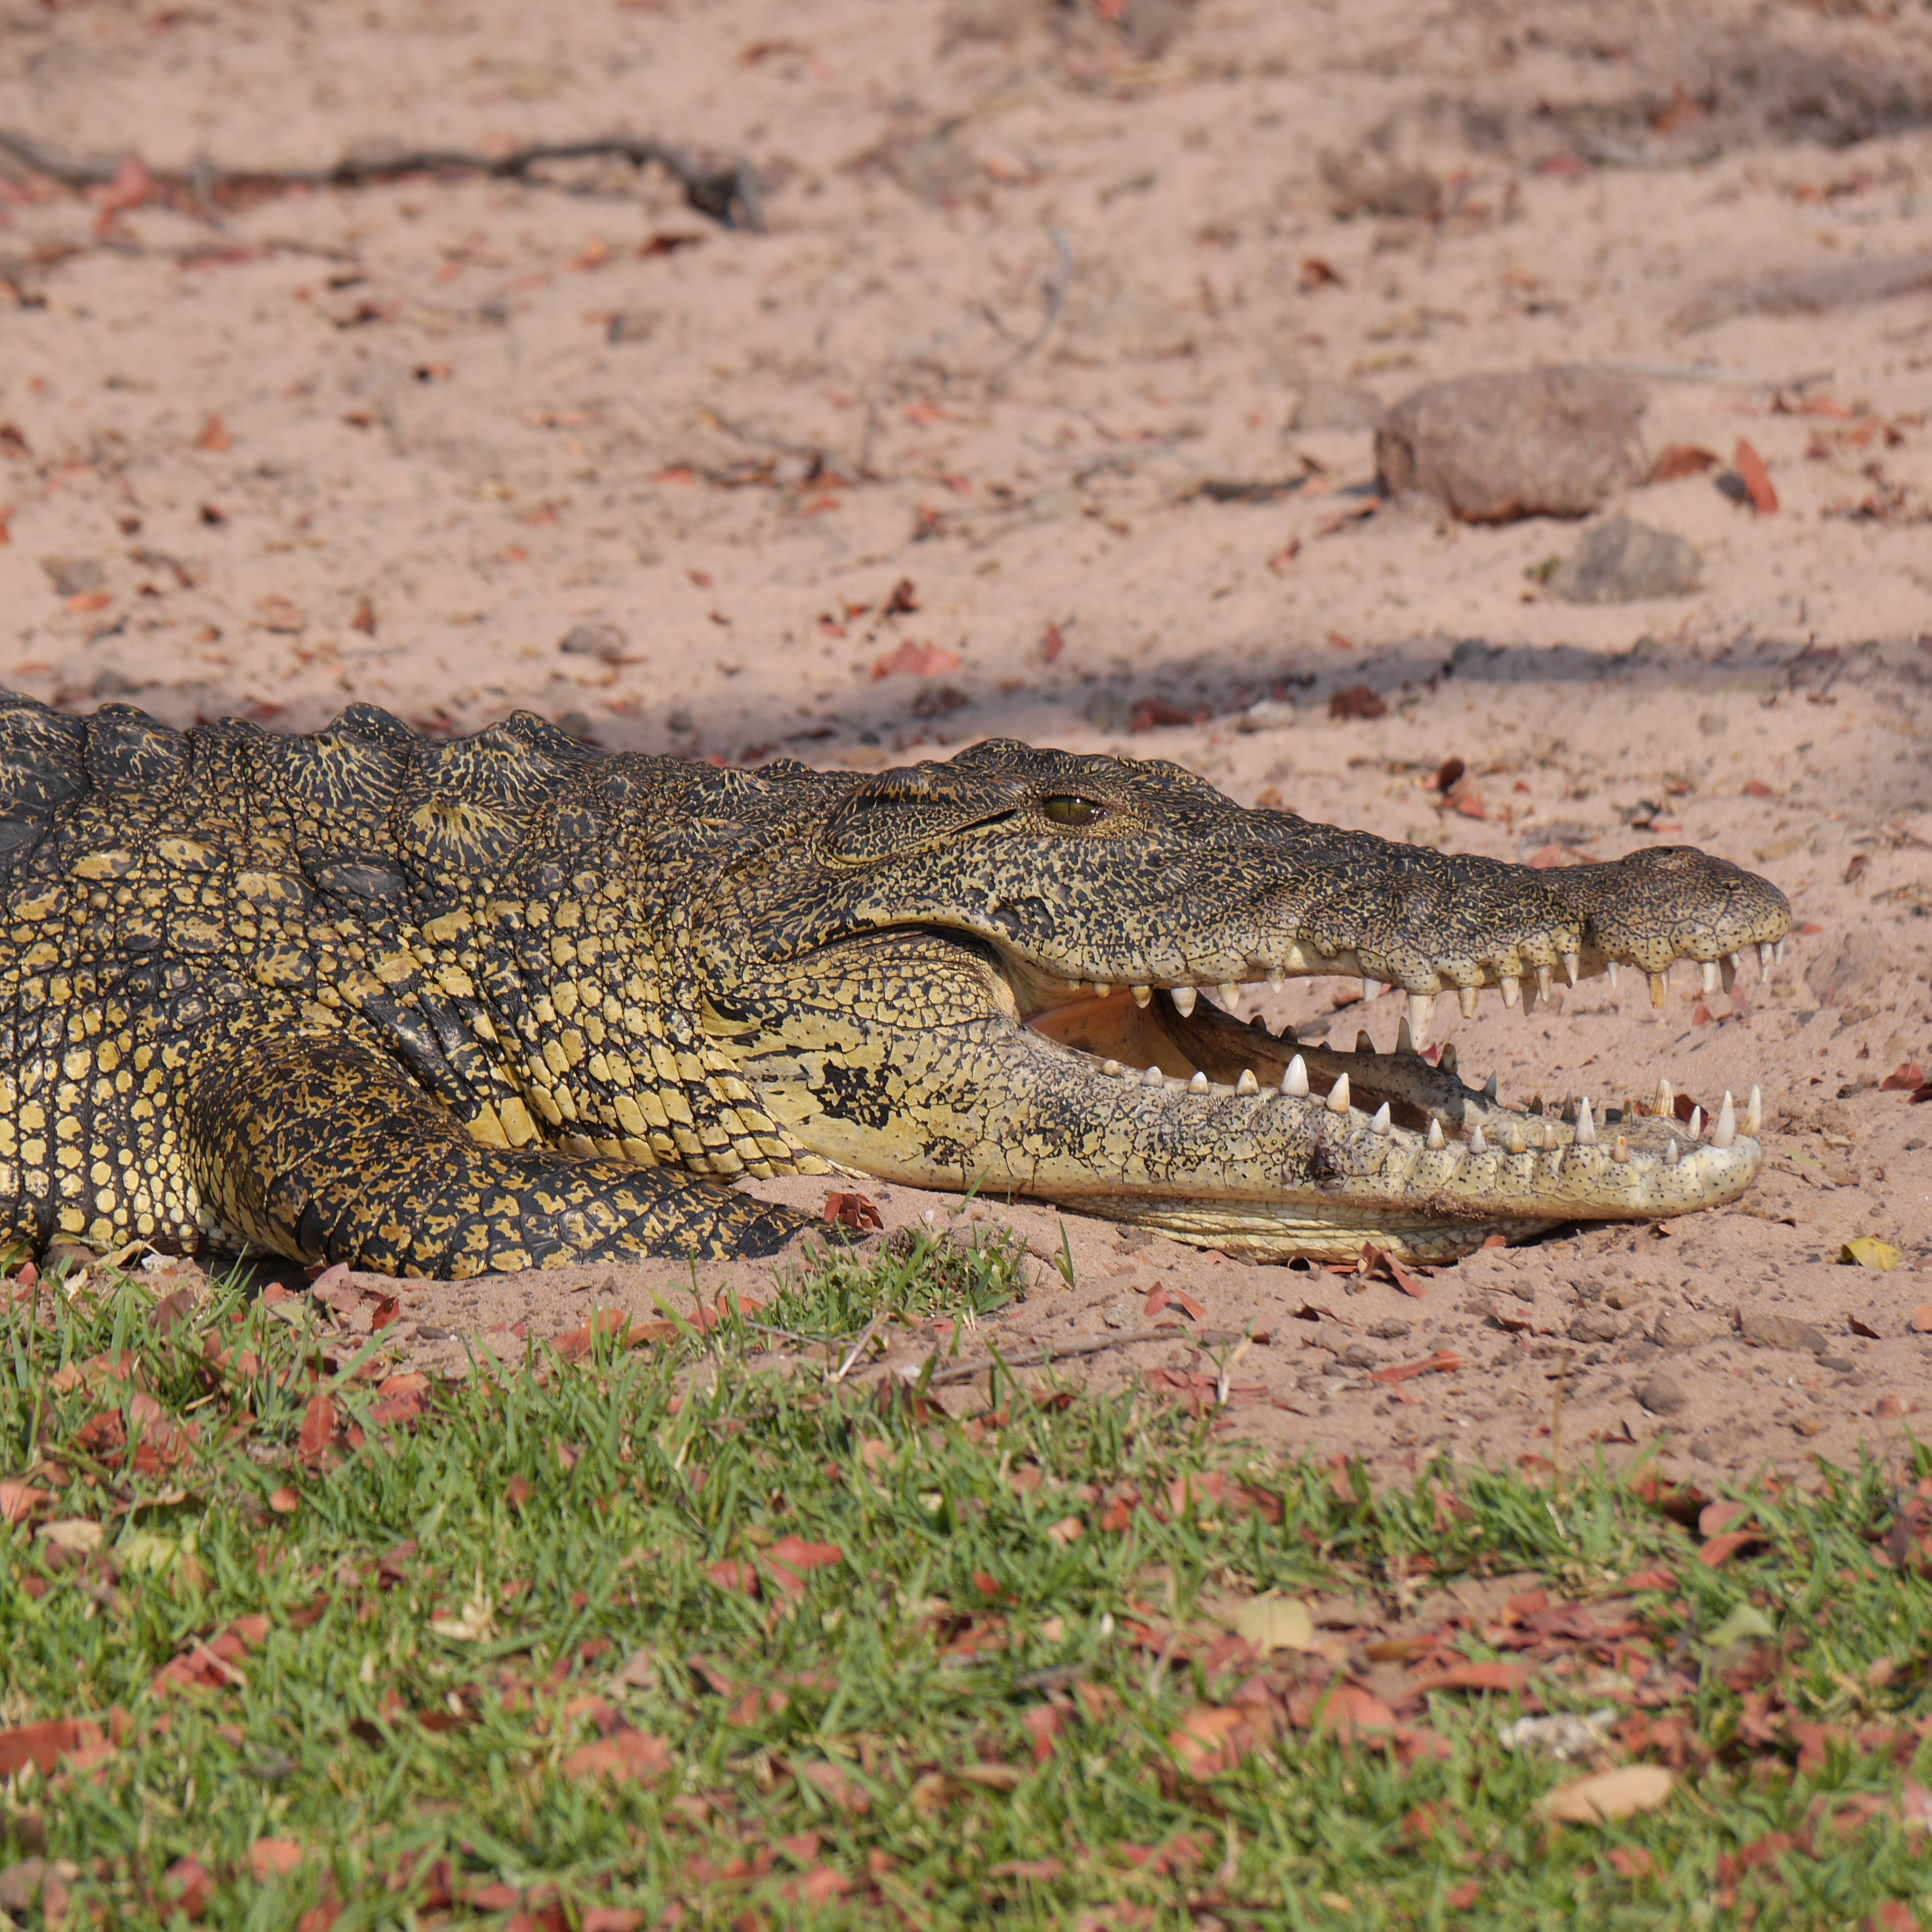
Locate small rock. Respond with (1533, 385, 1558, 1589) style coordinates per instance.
(1322, 153, 1444, 220)
(1338, 1341, 1382, 1370)
(1100, 1300, 1134, 1331)
(1737, 1308, 1828, 1356)
(1367, 1318, 1413, 1340)
(1550, 517, 1701, 603)
(1652, 1307, 1714, 1351)
(1636, 1374, 1687, 1416)
(1290, 382, 1385, 432)
(1603, 1284, 1648, 1311)
(606, 311, 657, 344)
(1375, 366, 1648, 524)
(559, 621, 628, 661)
(1567, 1308, 1621, 1345)
(1508, 1281, 1537, 1303)
(40, 556, 105, 597)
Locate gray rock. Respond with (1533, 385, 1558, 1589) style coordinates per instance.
(1338, 1341, 1382, 1370)
(1738, 1308, 1828, 1356)
(1568, 1308, 1621, 1344)
(1322, 153, 1443, 220)
(559, 622, 628, 661)
(1636, 1374, 1687, 1416)
(40, 555, 105, 597)
(1291, 383, 1385, 432)
(1367, 1318, 1413, 1340)
(1805, 927, 1890, 1010)
(1375, 367, 1648, 524)
(1551, 518, 1702, 603)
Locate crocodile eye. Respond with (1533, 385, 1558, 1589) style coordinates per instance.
(1041, 795, 1102, 828)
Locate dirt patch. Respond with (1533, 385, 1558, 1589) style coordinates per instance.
(3, 0, 1931, 1483)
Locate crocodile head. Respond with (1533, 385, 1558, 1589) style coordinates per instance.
(697, 740, 1791, 1262)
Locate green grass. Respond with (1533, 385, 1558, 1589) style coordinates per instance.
(2, 1245, 1930, 1930)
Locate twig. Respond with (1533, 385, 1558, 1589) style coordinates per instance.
(0, 130, 765, 231)
(832, 1307, 889, 1384)
(990, 224, 1073, 379)
(921, 1326, 1244, 1388)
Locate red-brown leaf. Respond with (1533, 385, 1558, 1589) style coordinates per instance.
(822, 1191, 882, 1232)
(1369, 1349, 1462, 1384)
(1652, 443, 1719, 481)
(1734, 439, 1779, 513)
(298, 1391, 336, 1462)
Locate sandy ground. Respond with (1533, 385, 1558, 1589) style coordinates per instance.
(5, 0, 1932, 1486)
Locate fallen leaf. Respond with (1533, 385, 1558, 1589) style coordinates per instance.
(1368, 1349, 1462, 1384)
(163, 1853, 214, 1918)
(1411, 1660, 1530, 1694)
(822, 1191, 882, 1232)
(1733, 439, 1778, 514)
(561, 1729, 672, 1783)
(1653, 443, 1719, 481)
(1842, 1237, 1903, 1271)
(36, 1518, 103, 1553)
(1167, 1706, 1259, 1777)
(799, 1760, 871, 1813)
(1705, 1603, 1777, 1648)
(987, 1857, 1065, 1881)
(249, 1838, 307, 1882)
(1541, 1764, 1674, 1825)
(0, 1481, 50, 1525)
(870, 639, 961, 680)
(1881, 1063, 1927, 1092)
(0, 1718, 110, 1777)
(268, 1487, 299, 1515)
(955, 1761, 1025, 1790)
(195, 415, 232, 453)
(1912, 1306, 1932, 1334)
(1328, 684, 1386, 721)
(1233, 1594, 1316, 1655)
(1299, 257, 1344, 290)
(1740, 778, 1778, 799)
(298, 1390, 337, 1462)
(1699, 1530, 1767, 1568)
(1040, 621, 1065, 662)
(1129, 695, 1206, 732)
(766, 1537, 843, 1596)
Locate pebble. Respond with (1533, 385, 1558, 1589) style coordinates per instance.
(1738, 1308, 1828, 1356)
(1551, 517, 1701, 603)
(1636, 1373, 1687, 1415)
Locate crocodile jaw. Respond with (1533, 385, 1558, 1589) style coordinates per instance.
(724, 937, 1764, 1264)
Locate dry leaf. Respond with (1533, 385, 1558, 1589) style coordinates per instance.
(1733, 439, 1778, 513)
(1233, 1594, 1316, 1655)
(1842, 1237, 1903, 1271)
(1541, 1764, 1674, 1824)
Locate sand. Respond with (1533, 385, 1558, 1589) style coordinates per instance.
(3, 0, 1931, 1486)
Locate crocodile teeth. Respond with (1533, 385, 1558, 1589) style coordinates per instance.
(1171, 987, 1197, 1018)
(1189, 1070, 1209, 1092)
(1759, 941, 1775, 971)
(1500, 974, 1521, 1010)
(1143, 1064, 1164, 1088)
(1438, 1043, 1456, 1074)
(1612, 1133, 1629, 1163)
(1093, 982, 1112, 999)
(1607, 960, 1619, 990)
(1483, 1073, 1499, 1102)
(1103, 1059, 1122, 1077)
(1218, 982, 1241, 1010)
(1746, 1084, 1762, 1134)
(1667, 1138, 1679, 1166)
(1458, 985, 1479, 1018)
(1236, 1069, 1259, 1095)
(1536, 963, 1553, 1003)
(1687, 1105, 1703, 1139)
(1649, 971, 1668, 1008)
(1655, 1077, 1673, 1117)
(1369, 1103, 1391, 1135)
(1356, 1030, 1375, 1056)
(1562, 951, 1579, 988)
(1575, 1097, 1596, 1147)
(1406, 992, 1435, 1045)
(1711, 1091, 1736, 1149)
(1469, 1121, 1488, 1154)
(1266, 967, 1285, 989)
(1327, 1072, 1351, 1114)
(1395, 1015, 1415, 1055)
(1504, 1123, 1526, 1155)
(1700, 961, 1720, 997)
(1131, 984, 1152, 1007)
(1360, 976, 1378, 1003)
(1775, 939, 1786, 965)
(1426, 1117, 1445, 1149)
(1284, 1055, 1310, 1097)
(1720, 954, 1737, 993)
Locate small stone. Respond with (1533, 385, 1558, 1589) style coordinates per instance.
(1550, 517, 1702, 603)
(606, 311, 658, 344)
(1367, 1318, 1413, 1340)
(40, 556, 106, 597)
(558, 621, 629, 661)
(1567, 1308, 1621, 1344)
(1508, 1281, 1537, 1303)
(1374, 366, 1647, 524)
(1290, 382, 1385, 432)
(1635, 1374, 1686, 1415)
(1737, 1308, 1828, 1355)
(1338, 1341, 1382, 1370)
(1603, 1284, 1648, 1311)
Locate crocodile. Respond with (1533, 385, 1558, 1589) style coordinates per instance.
(0, 694, 1790, 1275)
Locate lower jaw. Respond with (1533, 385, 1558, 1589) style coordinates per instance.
(1073, 1196, 1558, 1264)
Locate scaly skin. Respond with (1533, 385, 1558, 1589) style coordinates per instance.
(0, 698, 1791, 1273)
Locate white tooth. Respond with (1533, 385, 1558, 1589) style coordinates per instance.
(1575, 1097, 1596, 1147)
(1687, 1106, 1703, 1139)
(1501, 974, 1520, 1010)
(1171, 987, 1197, 1018)
(1505, 1123, 1527, 1155)
(1396, 1015, 1415, 1055)
(1093, 983, 1112, 999)
(1236, 1069, 1259, 1095)
(1327, 1072, 1351, 1114)
(1655, 1078, 1673, 1117)
(1562, 951, 1579, 988)
(1427, 1118, 1445, 1149)
(1266, 967, 1285, 989)
(1370, 1103, 1391, 1134)
(1189, 1070, 1209, 1092)
(1483, 1073, 1499, 1102)
(1701, 961, 1719, 997)
(1284, 1055, 1310, 1097)
(1536, 964, 1553, 1003)
(1607, 960, 1619, 991)
(1666, 1138, 1679, 1166)
(1745, 1084, 1761, 1134)
(1612, 1134, 1629, 1163)
(1103, 1059, 1122, 1077)
(1131, 984, 1152, 1007)
(1143, 1064, 1164, 1087)
(1439, 1043, 1457, 1074)
(1219, 982, 1242, 1010)
(1649, 971, 1668, 1008)
(1360, 976, 1377, 1003)
(1356, 1030, 1375, 1056)
(1711, 1091, 1736, 1149)
(1469, 1121, 1488, 1154)
(1774, 939, 1786, 965)
(1720, 954, 1737, 993)
(1458, 985, 1479, 1018)
(1406, 992, 1435, 1045)
(1758, 941, 1774, 971)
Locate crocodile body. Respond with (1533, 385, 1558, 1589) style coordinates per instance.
(0, 695, 1790, 1274)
